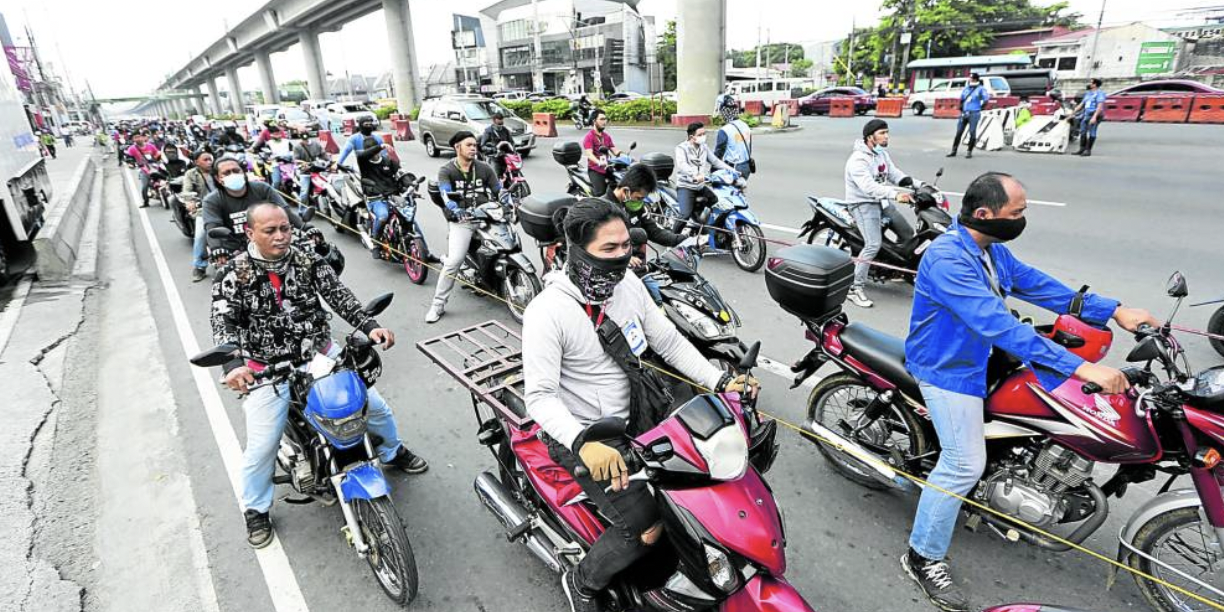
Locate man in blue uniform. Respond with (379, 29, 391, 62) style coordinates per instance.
(1073, 78, 1107, 156)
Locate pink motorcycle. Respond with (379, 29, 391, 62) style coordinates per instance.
(419, 321, 816, 612)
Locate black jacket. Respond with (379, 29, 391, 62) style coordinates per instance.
(479, 124, 513, 157)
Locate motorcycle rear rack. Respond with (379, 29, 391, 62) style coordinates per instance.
(416, 320, 530, 428)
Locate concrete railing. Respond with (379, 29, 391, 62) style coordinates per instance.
(32, 155, 98, 281)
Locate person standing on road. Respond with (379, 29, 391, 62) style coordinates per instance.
(40, 131, 57, 159)
(210, 202, 428, 549)
(582, 109, 624, 198)
(1072, 78, 1107, 157)
(946, 73, 990, 159)
(673, 121, 734, 233)
(181, 150, 216, 282)
(843, 119, 917, 308)
(900, 171, 1157, 612)
(714, 105, 753, 179)
(424, 130, 504, 324)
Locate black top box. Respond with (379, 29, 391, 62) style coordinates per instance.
(765, 245, 855, 321)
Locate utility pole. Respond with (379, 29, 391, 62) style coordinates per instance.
(847, 17, 856, 86)
(531, 0, 544, 92)
(1088, 0, 1107, 73)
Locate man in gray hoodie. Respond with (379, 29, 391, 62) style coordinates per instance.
(843, 119, 917, 308)
(522, 198, 753, 612)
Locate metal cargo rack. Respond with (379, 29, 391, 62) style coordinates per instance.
(415, 320, 530, 428)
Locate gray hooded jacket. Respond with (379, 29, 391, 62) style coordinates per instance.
(843, 138, 911, 204)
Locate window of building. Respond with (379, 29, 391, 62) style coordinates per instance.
(1037, 58, 1055, 68)
(499, 19, 530, 42)
(1057, 56, 1077, 71)
(542, 40, 570, 66)
(501, 45, 532, 68)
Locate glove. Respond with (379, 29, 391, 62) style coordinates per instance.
(722, 374, 760, 397)
(578, 441, 628, 483)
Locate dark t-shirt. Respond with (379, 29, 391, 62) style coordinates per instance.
(201, 180, 295, 237)
(437, 159, 500, 209)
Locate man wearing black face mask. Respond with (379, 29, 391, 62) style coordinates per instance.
(523, 198, 756, 612)
(899, 172, 1157, 612)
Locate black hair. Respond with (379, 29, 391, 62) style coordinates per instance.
(190, 148, 212, 162)
(591, 108, 607, 122)
(245, 201, 287, 226)
(618, 164, 658, 195)
(212, 155, 244, 178)
(1091, 77, 1103, 87)
(686, 121, 705, 137)
(960, 172, 1019, 218)
(563, 197, 629, 248)
(970, 72, 980, 81)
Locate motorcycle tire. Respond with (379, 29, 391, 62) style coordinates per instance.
(731, 223, 767, 273)
(1208, 306, 1224, 359)
(502, 266, 542, 324)
(806, 373, 930, 490)
(352, 496, 419, 606)
(159, 191, 170, 210)
(174, 204, 194, 239)
(1127, 506, 1221, 612)
(402, 235, 429, 285)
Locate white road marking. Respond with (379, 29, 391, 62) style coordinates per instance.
(942, 190, 1067, 207)
(761, 222, 804, 235)
(0, 275, 33, 355)
(124, 170, 310, 612)
(757, 354, 820, 390)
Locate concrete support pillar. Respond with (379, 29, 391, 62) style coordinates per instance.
(674, 0, 725, 124)
(254, 49, 279, 104)
(189, 86, 204, 116)
(206, 77, 223, 116)
(382, 0, 422, 113)
(225, 66, 244, 115)
(172, 98, 185, 118)
(298, 29, 328, 101)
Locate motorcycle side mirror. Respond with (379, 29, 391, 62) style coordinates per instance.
(645, 440, 674, 462)
(299, 207, 315, 222)
(1126, 336, 1164, 364)
(629, 142, 637, 151)
(935, 167, 944, 179)
(629, 227, 649, 246)
(1166, 272, 1188, 298)
(738, 341, 761, 372)
(582, 417, 627, 443)
(362, 292, 394, 316)
(189, 342, 240, 368)
(207, 226, 234, 240)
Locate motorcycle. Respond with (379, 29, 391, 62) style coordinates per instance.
(653, 168, 767, 273)
(272, 153, 300, 197)
(767, 246, 1224, 612)
(169, 181, 197, 240)
(426, 184, 542, 323)
(552, 141, 636, 198)
(796, 170, 952, 282)
(417, 323, 813, 612)
(571, 103, 594, 130)
(189, 293, 419, 606)
(1191, 295, 1224, 358)
(492, 141, 531, 205)
(364, 172, 433, 285)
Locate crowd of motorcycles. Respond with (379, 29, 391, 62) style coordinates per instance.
(111, 117, 1224, 612)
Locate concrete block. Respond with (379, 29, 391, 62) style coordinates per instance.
(32, 155, 97, 281)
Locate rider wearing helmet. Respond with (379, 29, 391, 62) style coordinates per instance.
(338, 116, 401, 258)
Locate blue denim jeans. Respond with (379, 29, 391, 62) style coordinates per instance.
(642, 274, 663, 305)
(953, 110, 982, 151)
(908, 382, 987, 561)
(1079, 114, 1100, 138)
(192, 214, 208, 270)
(368, 199, 390, 238)
(240, 350, 404, 513)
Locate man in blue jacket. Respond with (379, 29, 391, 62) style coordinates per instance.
(947, 73, 990, 159)
(900, 171, 1156, 611)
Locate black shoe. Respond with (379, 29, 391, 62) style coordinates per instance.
(139, 201, 150, 208)
(945, 151, 957, 158)
(425, 253, 442, 264)
(901, 550, 969, 612)
(386, 446, 429, 474)
(370, 247, 383, 260)
(562, 569, 602, 612)
(192, 267, 208, 283)
(244, 509, 274, 549)
(965, 149, 973, 159)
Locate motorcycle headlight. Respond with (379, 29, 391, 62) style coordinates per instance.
(704, 543, 739, 592)
(484, 205, 506, 223)
(693, 424, 749, 481)
(673, 301, 732, 341)
(314, 410, 368, 445)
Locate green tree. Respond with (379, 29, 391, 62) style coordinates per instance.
(657, 20, 678, 91)
(726, 43, 805, 68)
(790, 58, 814, 78)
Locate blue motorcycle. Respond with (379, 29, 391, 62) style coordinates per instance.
(190, 293, 419, 606)
(650, 168, 767, 272)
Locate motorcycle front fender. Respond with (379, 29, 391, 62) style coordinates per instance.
(725, 209, 759, 229)
(338, 462, 390, 502)
(506, 251, 537, 276)
(722, 574, 816, 612)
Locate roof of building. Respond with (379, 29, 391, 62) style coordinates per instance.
(906, 55, 1032, 69)
(1034, 26, 1121, 46)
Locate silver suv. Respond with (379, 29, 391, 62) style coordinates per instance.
(418, 95, 537, 158)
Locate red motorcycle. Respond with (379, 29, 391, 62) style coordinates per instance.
(418, 321, 816, 612)
(764, 244, 1224, 612)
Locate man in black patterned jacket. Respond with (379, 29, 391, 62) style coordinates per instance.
(210, 202, 428, 549)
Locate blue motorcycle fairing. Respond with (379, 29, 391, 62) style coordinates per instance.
(306, 369, 368, 420)
(339, 462, 390, 502)
(725, 208, 759, 228)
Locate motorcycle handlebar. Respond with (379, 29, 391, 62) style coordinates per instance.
(1081, 368, 1147, 395)
(572, 446, 643, 480)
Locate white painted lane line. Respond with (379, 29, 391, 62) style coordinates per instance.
(124, 170, 311, 612)
(0, 275, 33, 355)
(942, 190, 1067, 207)
(761, 222, 804, 235)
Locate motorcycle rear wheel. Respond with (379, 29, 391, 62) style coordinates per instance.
(1207, 307, 1224, 359)
(731, 223, 767, 272)
(806, 373, 929, 489)
(353, 497, 419, 606)
(1128, 506, 1224, 612)
(503, 266, 542, 324)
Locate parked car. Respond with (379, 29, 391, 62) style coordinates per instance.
(906, 75, 1011, 115)
(417, 95, 537, 158)
(798, 87, 877, 115)
(275, 107, 322, 136)
(301, 98, 337, 114)
(325, 102, 378, 127)
(246, 104, 281, 131)
(984, 69, 1057, 99)
(1108, 79, 1224, 98)
(607, 91, 645, 102)
(526, 90, 560, 102)
(493, 90, 529, 102)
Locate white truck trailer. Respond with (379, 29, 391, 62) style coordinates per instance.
(0, 56, 51, 281)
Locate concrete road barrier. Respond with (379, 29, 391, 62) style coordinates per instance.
(32, 155, 98, 281)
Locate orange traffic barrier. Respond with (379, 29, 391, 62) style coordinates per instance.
(1188, 94, 1224, 124)
(932, 98, 961, 119)
(782, 99, 800, 117)
(744, 100, 765, 116)
(532, 112, 557, 137)
(317, 130, 341, 155)
(343, 118, 355, 135)
(389, 113, 401, 122)
(1028, 96, 1058, 115)
(829, 98, 855, 118)
(380, 134, 401, 163)
(986, 96, 1020, 110)
(393, 119, 415, 141)
(875, 97, 904, 118)
(1103, 97, 1143, 122)
(1142, 95, 1193, 123)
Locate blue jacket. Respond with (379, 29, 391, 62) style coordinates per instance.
(904, 221, 1119, 397)
(960, 84, 990, 112)
(337, 133, 379, 167)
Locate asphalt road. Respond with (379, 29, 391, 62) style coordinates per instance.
(125, 115, 1224, 612)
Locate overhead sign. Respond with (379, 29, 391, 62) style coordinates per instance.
(1136, 41, 1176, 75)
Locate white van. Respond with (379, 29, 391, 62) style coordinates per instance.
(728, 78, 816, 111)
(907, 76, 1011, 115)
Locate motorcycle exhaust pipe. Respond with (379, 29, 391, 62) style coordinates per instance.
(806, 419, 908, 491)
(474, 471, 565, 574)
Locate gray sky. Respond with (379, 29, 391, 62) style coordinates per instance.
(0, 0, 1215, 102)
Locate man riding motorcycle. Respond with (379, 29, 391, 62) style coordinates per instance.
(479, 111, 514, 179)
(603, 163, 686, 305)
(291, 131, 327, 207)
(127, 131, 163, 208)
(209, 202, 428, 549)
(522, 197, 756, 612)
(843, 119, 917, 308)
(202, 156, 302, 257)
(672, 121, 735, 233)
(181, 149, 216, 282)
(899, 171, 1157, 612)
(582, 109, 624, 198)
(338, 116, 402, 259)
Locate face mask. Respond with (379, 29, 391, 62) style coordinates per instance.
(960, 213, 1027, 242)
(221, 173, 246, 192)
(566, 242, 632, 303)
(359, 125, 374, 135)
(624, 199, 644, 213)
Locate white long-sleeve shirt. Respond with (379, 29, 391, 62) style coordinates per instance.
(843, 138, 909, 203)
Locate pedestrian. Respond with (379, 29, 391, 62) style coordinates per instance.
(39, 131, 57, 159)
(1072, 77, 1107, 157)
(946, 73, 990, 159)
(877, 83, 888, 99)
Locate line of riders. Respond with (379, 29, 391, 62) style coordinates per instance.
(122, 99, 1223, 612)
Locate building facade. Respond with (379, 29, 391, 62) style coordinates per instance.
(1034, 23, 1188, 84)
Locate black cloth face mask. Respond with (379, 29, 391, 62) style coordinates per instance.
(960, 214, 1027, 242)
(566, 244, 631, 303)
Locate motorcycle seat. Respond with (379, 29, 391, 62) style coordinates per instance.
(839, 322, 922, 400)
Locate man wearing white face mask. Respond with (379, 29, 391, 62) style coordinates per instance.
(202, 155, 304, 251)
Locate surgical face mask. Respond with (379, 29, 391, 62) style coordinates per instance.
(624, 199, 645, 213)
(221, 173, 246, 192)
(566, 242, 632, 303)
(961, 213, 1027, 242)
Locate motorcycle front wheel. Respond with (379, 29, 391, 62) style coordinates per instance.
(401, 234, 429, 285)
(1128, 506, 1224, 612)
(502, 266, 542, 323)
(353, 496, 419, 606)
(731, 223, 767, 272)
(1207, 307, 1224, 359)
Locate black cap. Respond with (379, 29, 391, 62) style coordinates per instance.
(862, 119, 889, 139)
(449, 130, 476, 147)
(970, 72, 980, 81)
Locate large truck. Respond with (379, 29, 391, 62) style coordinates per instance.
(0, 53, 51, 282)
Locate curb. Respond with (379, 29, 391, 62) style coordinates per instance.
(71, 165, 105, 281)
(32, 154, 98, 281)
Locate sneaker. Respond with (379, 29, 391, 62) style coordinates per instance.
(244, 509, 274, 549)
(192, 267, 208, 283)
(386, 446, 429, 474)
(561, 569, 602, 612)
(945, 151, 957, 158)
(370, 246, 383, 260)
(901, 550, 970, 612)
(424, 304, 444, 324)
(847, 287, 874, 308)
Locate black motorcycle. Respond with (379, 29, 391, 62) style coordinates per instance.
(797, 171, 952, 283)
(365, 172, 433, 285)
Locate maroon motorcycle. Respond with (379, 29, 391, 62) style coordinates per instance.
(764, 244, 1224, 612)
(419, 321, 816, 612)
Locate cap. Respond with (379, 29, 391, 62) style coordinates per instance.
(449, 130, 476, 147)
(862, 119, 889, 139)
